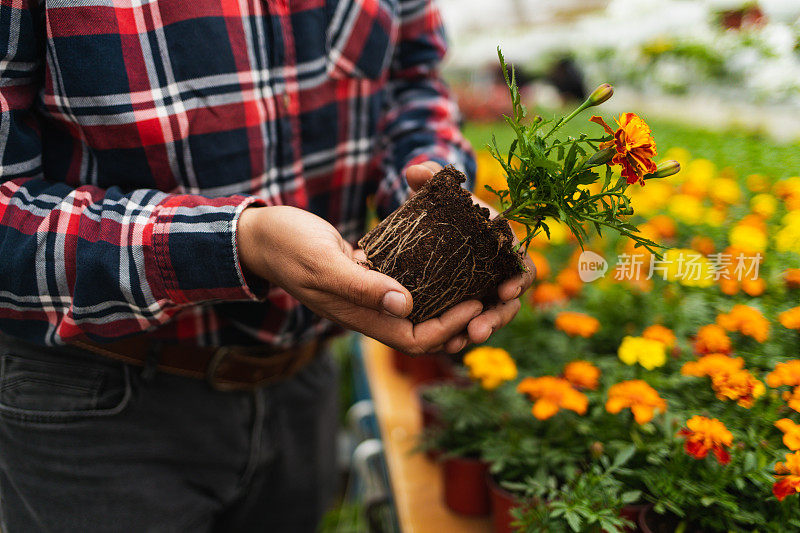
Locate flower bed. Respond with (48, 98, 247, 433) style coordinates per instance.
(419, 146, 800, 531)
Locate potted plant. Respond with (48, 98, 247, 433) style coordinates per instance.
(419, 347, 519, 516)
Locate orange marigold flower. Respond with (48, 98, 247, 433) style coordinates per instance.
(531, 283, 567, 308)
(716, 305, 770, 343)
(563, 360, 601, 390)
(649, 215, 677, 239)
(527, 251, 551, 280)
(590, 113, 657, 185)
(677, 415, 733, 464)
(767, 360, 800, 388)
(776, 419, 800, 451)
(555, 312, 600, 338)
(556, 268, 583, 297)
(710, 369, 765, 408)
(517, 376, 588, 420)
(773, 451, 800, 501)
(681, 353, 745, 378)
(741, 277, 766, 297)
(784, 387, 800, 413)
(606, 380, 666, 424)
(642, 324, 676, 349)
(785, 269, 800, 289)
(779, 307, 800, 330)
(690, 236, 716, 256)
(694, 324, 732, 355)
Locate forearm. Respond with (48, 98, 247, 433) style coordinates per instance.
(0, 177, 263, 344)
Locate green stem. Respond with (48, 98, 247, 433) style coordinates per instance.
(543, 100, 591, 140)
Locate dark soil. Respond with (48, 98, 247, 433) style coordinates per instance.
(358, 166, 525, 323)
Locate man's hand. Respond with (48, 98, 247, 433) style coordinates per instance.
(405, 162, 536, 352)
(237, 205, 484, 355)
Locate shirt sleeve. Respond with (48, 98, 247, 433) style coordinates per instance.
(374, 0, 477, 217)
(0, 0, 264, 345)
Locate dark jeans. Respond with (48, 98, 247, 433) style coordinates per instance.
(0, 337, 339, 533)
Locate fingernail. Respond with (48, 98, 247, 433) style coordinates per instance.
(472, 303, 484, 318)
(513, 286, 522, 299)
(382, 291, 408, 317)
(456, 337, 468, 352)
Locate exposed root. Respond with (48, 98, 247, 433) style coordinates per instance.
(359, 166, 524, 323)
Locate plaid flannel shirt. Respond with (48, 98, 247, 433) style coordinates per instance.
(0, 0, 475, 348)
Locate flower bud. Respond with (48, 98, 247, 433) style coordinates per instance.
(590, 441, 604, 458)
(646, 160, 681, 180)
(588, 84, 614, 106)
(584, 146, 616, 168)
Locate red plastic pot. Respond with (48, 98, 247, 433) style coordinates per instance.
(390, 349, 410, 374)
(620, 504, 648, 532)
(442, 456, 491, 516)
(408, 354, 455, 385)
(488, 476, 520, 533)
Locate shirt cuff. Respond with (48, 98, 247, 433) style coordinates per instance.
(147, 194, 267, 305)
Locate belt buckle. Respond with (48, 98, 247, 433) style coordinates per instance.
(206, 347, 240, 392)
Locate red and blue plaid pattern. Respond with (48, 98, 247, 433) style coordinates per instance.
(0, 0, 475, 347)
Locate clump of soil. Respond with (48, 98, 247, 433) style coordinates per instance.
(359, 166, 525, 323)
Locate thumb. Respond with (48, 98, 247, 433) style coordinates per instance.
(406, 161, 443, 192)
(327, 252, 414, 317)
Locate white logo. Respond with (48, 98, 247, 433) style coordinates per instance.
(578, 251, 608, 282)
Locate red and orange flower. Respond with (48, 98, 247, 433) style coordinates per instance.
(590, 113, 657, 185)
(773, 451, 800, 501)
(677, 415, 733, 464)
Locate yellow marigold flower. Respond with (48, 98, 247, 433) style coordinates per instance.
(775, 217, 800, 254)
(642, 324, 675, 348)
(704, 206, 727, 227)
(463, 347, 518, 390)
(517, 376, 588, 420)
(563, 360, 600, 390)
(773, 451, 800, 501)
(680, 158, 715, 198)
(776, 419, 800, 451)
(751, 193, 777, 219)
(474, 151, 507, 205)
(716, 305, 770, 343)
(780, 307, 800, 330)
(681, 353, 744, 378)
(709, 178, 741, 206)
(729, 224, 768, 253)
(618, 336, 667, 370)
(677, 415, 733, 464)
(767, 360, 800, 388)
(694, 324, 732, 354)
(555, 312, 600, 338)
(710, 369, 765, 408)
(606, 380, 666, 424)
(668, 194, 704, 224)
(590, 113, 657, 185)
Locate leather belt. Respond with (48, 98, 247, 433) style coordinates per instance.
(70, 337, 322, 391)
